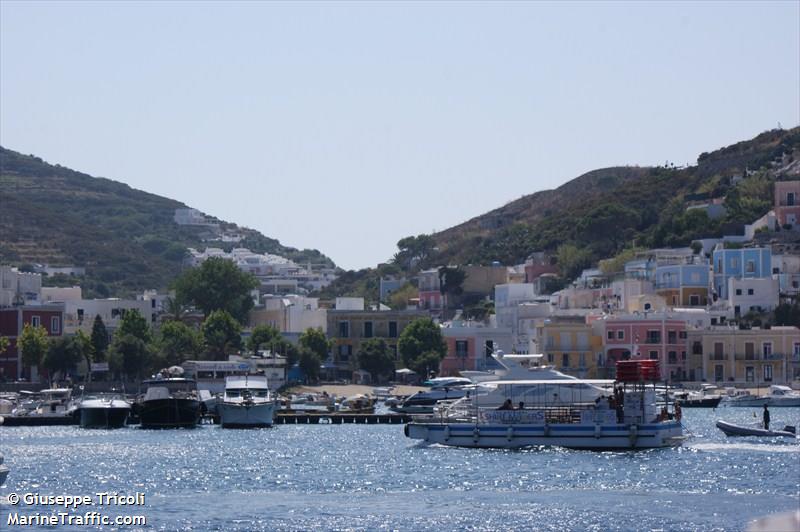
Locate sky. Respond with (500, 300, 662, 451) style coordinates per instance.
(1, 1, 799, 270)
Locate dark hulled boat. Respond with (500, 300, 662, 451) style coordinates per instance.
(137, 378, 201, 429)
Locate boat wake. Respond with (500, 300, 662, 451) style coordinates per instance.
(689, 442, 800, 453)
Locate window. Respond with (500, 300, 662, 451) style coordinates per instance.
(763, 342, 773, 358)
(338, 321, 350, 338)
(691, 272, 700, 283)
(363, 321, 373, 338)
(455, 340, 468, 358)
(562, 353, 569, 367)
(747, 289, 754, 296)
(681, 351, 686, 360)
(645, 302, 653, 311)
(485, 340, 494, 356)
(773, 267, 780, 274)
(745, 342, 755, 360)
(746, 366, 754, 383)
(714, 342, 724, 360)
(668, 331, 677, 344)
(794, 343, 800, 357)
(716, 259, 722, 273)
(692, 341, 703, 355)
(788, 192, 796, 206)
(763, 364, 773, 382)
(668, 351, 677, 364)
(646, 330, 661, 344)
(388, 321, 398, 338)
(31, 315, 41, 327)
(547, 353, 554, 363)
(77, 309, 84, 322)
(649, 350, 659, 360)
(679, 331, 687, 339)
(731, 257, 738, 269)
(338, 344, 352, 361)
(617, 330, 624, 340)
(714, 365, 724, 381)
(745, 260, 755, 274)
(51, 316, 60, 334)
(689, 295, 700, 306)
(607, 330, 615, 340)
(735, 289, 742, 296)
(579, 353, 586, 367)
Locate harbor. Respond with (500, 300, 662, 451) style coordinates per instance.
(1, 406, 798, 531)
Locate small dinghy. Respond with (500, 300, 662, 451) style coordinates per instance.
(716, 419, 796, 438)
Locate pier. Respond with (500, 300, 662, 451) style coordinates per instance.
(274, 413, 411, 424)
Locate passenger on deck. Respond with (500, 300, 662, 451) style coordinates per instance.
(498, 399, 513, 410)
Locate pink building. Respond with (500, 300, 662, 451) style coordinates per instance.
(0, 305, 65, 381)
(438, 324, 512, 377)
(774, 180, 800, 228)
(417, 269, 444, 311)
(601, 316, 688, 381)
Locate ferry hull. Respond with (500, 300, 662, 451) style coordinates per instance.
(405, 422, 684, 450)
(80, 406, 130, 429)
(138, 398, 200, 429)
(219, 402, 275, 428)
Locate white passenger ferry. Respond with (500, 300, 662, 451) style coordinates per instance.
(405, 360, 685, 450)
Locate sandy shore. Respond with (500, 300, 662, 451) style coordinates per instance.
(287, 384, 426, 398)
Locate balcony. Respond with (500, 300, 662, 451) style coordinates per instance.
(709, 354, 728, 361)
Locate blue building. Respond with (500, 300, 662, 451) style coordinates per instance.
(712, 247, 772, 300)
(654, 263, 710, 306)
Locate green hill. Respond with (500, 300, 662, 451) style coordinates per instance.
(0, 147, 335, 298)
(322, 127, 800, 300)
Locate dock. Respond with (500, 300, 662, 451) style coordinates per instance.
(274, 413, 410, 424)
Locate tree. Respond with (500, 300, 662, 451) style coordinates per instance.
(438, 266, 465, 297)
(408, 350, 444, 377)
(108, 334, 152, 381)
(247, 324, 282, 354)
(163, 295, 191, 323)
(556, 243, 593, 281)
(90, 315, 109, 362)
(299, 327, 330, 361)
(74, 330, 94, 381)
(398, 318, 446, 375)
(173, 257, 259, 323)
(356, 338, 396, 383)
(117, 309, 152, 344)
(157, 321, 202, 367)
(393, 234, 436, 270)
(201, 310, 242, 360)
(44, 336, 83, 381)
(19, 324, 49, 372)
(388, 282, 418, 310)
(0, 335, 9, 356)
(298, 348, 321, 384)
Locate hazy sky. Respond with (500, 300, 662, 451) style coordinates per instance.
(1, 2, 798, 270)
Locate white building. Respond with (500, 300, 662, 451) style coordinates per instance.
(63, 298, 156, 335)
(772, 254, 800, 296)
(727, 278, 780, 316)
(0, 266, 42, 306)
(174, 208, 212, 226)
(41, 286, 82, 303)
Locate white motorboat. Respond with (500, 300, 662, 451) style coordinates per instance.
(725, 385, 800, 407)
(76, 395, 131, 429)
(716, 419, 796, 438)
(391, 380, 475, 414)
(406, 360, 684, 450)
(218, 375, 275, 428)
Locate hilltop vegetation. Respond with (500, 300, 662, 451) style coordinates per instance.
(0, 147, 335, 297)
(321, 127, 800, 298)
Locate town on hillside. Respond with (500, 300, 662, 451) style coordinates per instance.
(1, 180, 799, 390)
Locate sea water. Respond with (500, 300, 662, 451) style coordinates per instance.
(1, 407, 798, 531)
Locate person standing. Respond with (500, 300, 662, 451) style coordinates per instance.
(763, 404, 770, 431)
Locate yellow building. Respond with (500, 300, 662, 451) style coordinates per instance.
(686, 326, 800, 384)
(541, 317, 603, 378)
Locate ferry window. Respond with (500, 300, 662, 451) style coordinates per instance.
(338, 321, 349, 338)
(763, 365, 773, 382)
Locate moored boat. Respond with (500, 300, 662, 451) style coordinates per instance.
(218, 375, 275, 428)
(77, 395, 131, 429)
(137, 378, 201, 429)
(0, 453, 8, 486)
(405, 360, 684, 450)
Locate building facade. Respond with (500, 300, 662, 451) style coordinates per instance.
(0, 305, 65, 381)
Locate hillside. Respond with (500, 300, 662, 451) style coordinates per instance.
(0, 147, 335, 297)
(431, 127, 800, 270)
(321, 127, 800, 300)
